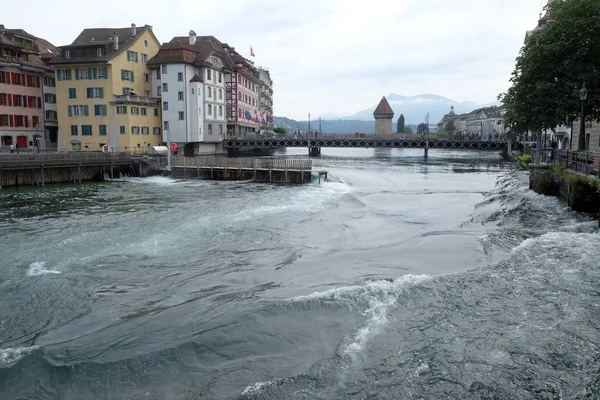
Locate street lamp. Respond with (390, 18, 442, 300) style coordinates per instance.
(308, 113, 311, 136)
(578, 82, 588, 151)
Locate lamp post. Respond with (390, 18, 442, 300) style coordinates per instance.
(578, 82, 588, 151)
(308, 113, 311, 137)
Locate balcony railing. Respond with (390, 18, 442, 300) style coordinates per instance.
(112, 95, 160, 106)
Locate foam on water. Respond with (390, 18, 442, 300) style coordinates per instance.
(241, 380, 277, 395)
(27, 262, 61, 276)
(0, 346, 39, 367)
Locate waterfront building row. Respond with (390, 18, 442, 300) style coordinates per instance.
(0, 23, 274, 153)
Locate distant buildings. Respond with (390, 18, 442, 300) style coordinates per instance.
(0, 25, 58, 150)
(437, 105, 507, 140)
(257, 67, 273, 130)
(49, 24, 163, 152)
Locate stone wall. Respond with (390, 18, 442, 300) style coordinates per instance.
(571, 120, 600, 151)
(375, 118, 392, 135)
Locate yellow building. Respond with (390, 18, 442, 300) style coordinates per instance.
(49, 24, 162, 152)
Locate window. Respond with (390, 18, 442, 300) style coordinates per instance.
(144, 90, 150, 97)
(116, 106, 127, 114)
(68, 105, 89, 117)
(143, 73, 149, 82)
(219, 89, 222, 99)
(77, 68, 90, 80)
(156, 69, 161, 80)
(70, 140, 81, 151)
(163, 102, 168, 111)
(179, 111, 184, 120)
(119, 125, 125, 134)
(65, 50, 70, 58)
(207, 69, 211, 80)
(44, 93, 56, 103)
(0, 71, 6, 83)
(141, 53, 148, 63)
(32, 116, 39, 127)
(161, 65, 167, 74)
(0, 94, 6, 105)
(122, 87, 134, 95)
(208, 124, 212, 135)
(99, 125, 107, 136)
(97, 67, 107, 79)
(45, 110, 57, 121)
(208, 87, 212, 98)
(177, 72, 183, 82)
(219, 124, 223, 135)
(162, 83, 168, 92)
(121, 69, 134, 82)
(141, 126, 149, 135)
(218, 72, 222, 83)
(144, 40, 149, 47)
(68, 88, 76, 99)
(191, 88, 195, 94)
(164, 121, 169, 131)
(178, 91, 184, 101)
(14, 115, 24, 127)
(127, 50, 139, 63)
(94, 104, 107, 116)
(82, 125, 92, 136)
(60, 69, 72, 80)
(131, 106, 139, 115)
(70, 125, 78, 135)
(157, 86, 162, 96)
(87, 87, 104, 98)
(131, 126, 140, 135)
(13, 74, 22, 85)
(141, 107, 147, 116)
(153, 127, 161, 135)
(97, 48, 102, 57)
(208, 104, 212, 115)
(218, 105, 222, 117)
(154, 108, 158, 116)
(0, 114, 9, 126)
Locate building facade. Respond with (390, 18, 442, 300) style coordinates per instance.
(257, 67, 273, 130)
(147, 32, 230, 154)
(0, 25, 57, 151)
(49, 24, 162, 152)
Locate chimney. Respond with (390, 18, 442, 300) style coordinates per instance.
(131, 23, 136, 36)
(189, 30, 196, 45)
(113, 31, 119, 50)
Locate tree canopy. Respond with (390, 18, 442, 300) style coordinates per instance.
(403, 126, 413, 134)
(397, 114, 405, 133)
(444, 120, 456, 133)
(499, 0, 600, 133)
(417, 123, 429, 135)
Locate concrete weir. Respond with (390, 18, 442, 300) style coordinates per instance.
(170, 156, 314, 184)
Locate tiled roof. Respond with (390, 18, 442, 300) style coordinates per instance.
(147, 35, 235, 71)
(0, 26, 57, 71)
(373, 96, 394, 117)
(189, 74, 202, 83)
(49, 25, 154, 65)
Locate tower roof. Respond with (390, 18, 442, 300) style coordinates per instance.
(373, 96, 394, 118)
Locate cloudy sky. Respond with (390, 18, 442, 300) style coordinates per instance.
(6, 0, 543, 120)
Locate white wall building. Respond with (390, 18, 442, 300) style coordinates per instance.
(147, 31, 231, 154)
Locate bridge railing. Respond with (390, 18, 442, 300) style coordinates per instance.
(525, 148, 600, 175)
(172, 156, 312, 171)
(246, 134, 507, 142)
(0, 152, 132, 166)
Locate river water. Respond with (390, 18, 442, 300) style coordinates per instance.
(0, 148, 599, 399)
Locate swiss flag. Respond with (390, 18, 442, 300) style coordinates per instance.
(250, 47, 255, 57)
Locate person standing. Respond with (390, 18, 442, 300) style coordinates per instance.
(9, 144, 14, 154)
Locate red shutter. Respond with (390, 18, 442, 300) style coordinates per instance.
(10, 72, 15, 85)
(8, 94, 12, 106)
(9, 115, 14, 127)
(6, 71, 11, 84)
(36, 76, 40, 88)
(25, 116, 29, 127)
(37, 97, 42, 108)
(12, 94, 17, 106)
(23, 96, 27, 108)
(21, 74, 26, 86)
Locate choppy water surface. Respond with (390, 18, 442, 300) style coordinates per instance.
(1, 148, 599, 399)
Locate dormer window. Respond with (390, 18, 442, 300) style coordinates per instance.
(97, 48, 102, 57)
(65, 50, 70, 58)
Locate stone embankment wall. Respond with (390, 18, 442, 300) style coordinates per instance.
(529, 164, 600, 215)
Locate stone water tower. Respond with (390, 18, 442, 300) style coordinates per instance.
(373, 96, 394, 134)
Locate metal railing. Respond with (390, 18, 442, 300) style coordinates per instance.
(0, 151, 132, 166)
(172, 156, 312, 171)
(524, 148, 599, 175)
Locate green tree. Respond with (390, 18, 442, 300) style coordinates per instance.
(403, 126, 413, 134)
(417, 123, 429, 135)
(273, 127, 287, 134)
(499, 0, 600, 137)
(397, 114, 405, 134)
(444, 120, 456, 133)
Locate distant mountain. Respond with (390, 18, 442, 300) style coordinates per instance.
(341, 93, 481, 125)
(273, 116, 417, 134)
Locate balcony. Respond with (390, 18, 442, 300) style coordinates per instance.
(112, 95, 160, 106)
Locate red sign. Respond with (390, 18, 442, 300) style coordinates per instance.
(170, 142, 178, 152)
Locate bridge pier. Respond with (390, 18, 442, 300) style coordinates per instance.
(309, 146, 321, 157)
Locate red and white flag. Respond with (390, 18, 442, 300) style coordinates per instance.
(250, 47, 255, 57)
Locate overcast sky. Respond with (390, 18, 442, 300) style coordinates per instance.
(6, 0, 543, 120)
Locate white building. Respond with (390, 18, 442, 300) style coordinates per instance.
(257, 67, 273, 130)
(147, 31, 231, 155)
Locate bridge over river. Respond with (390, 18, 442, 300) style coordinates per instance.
(224, 135, 516, 156)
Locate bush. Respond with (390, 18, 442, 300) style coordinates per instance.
(273, 128, 286, 134)
(518, 154, 532, 164)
